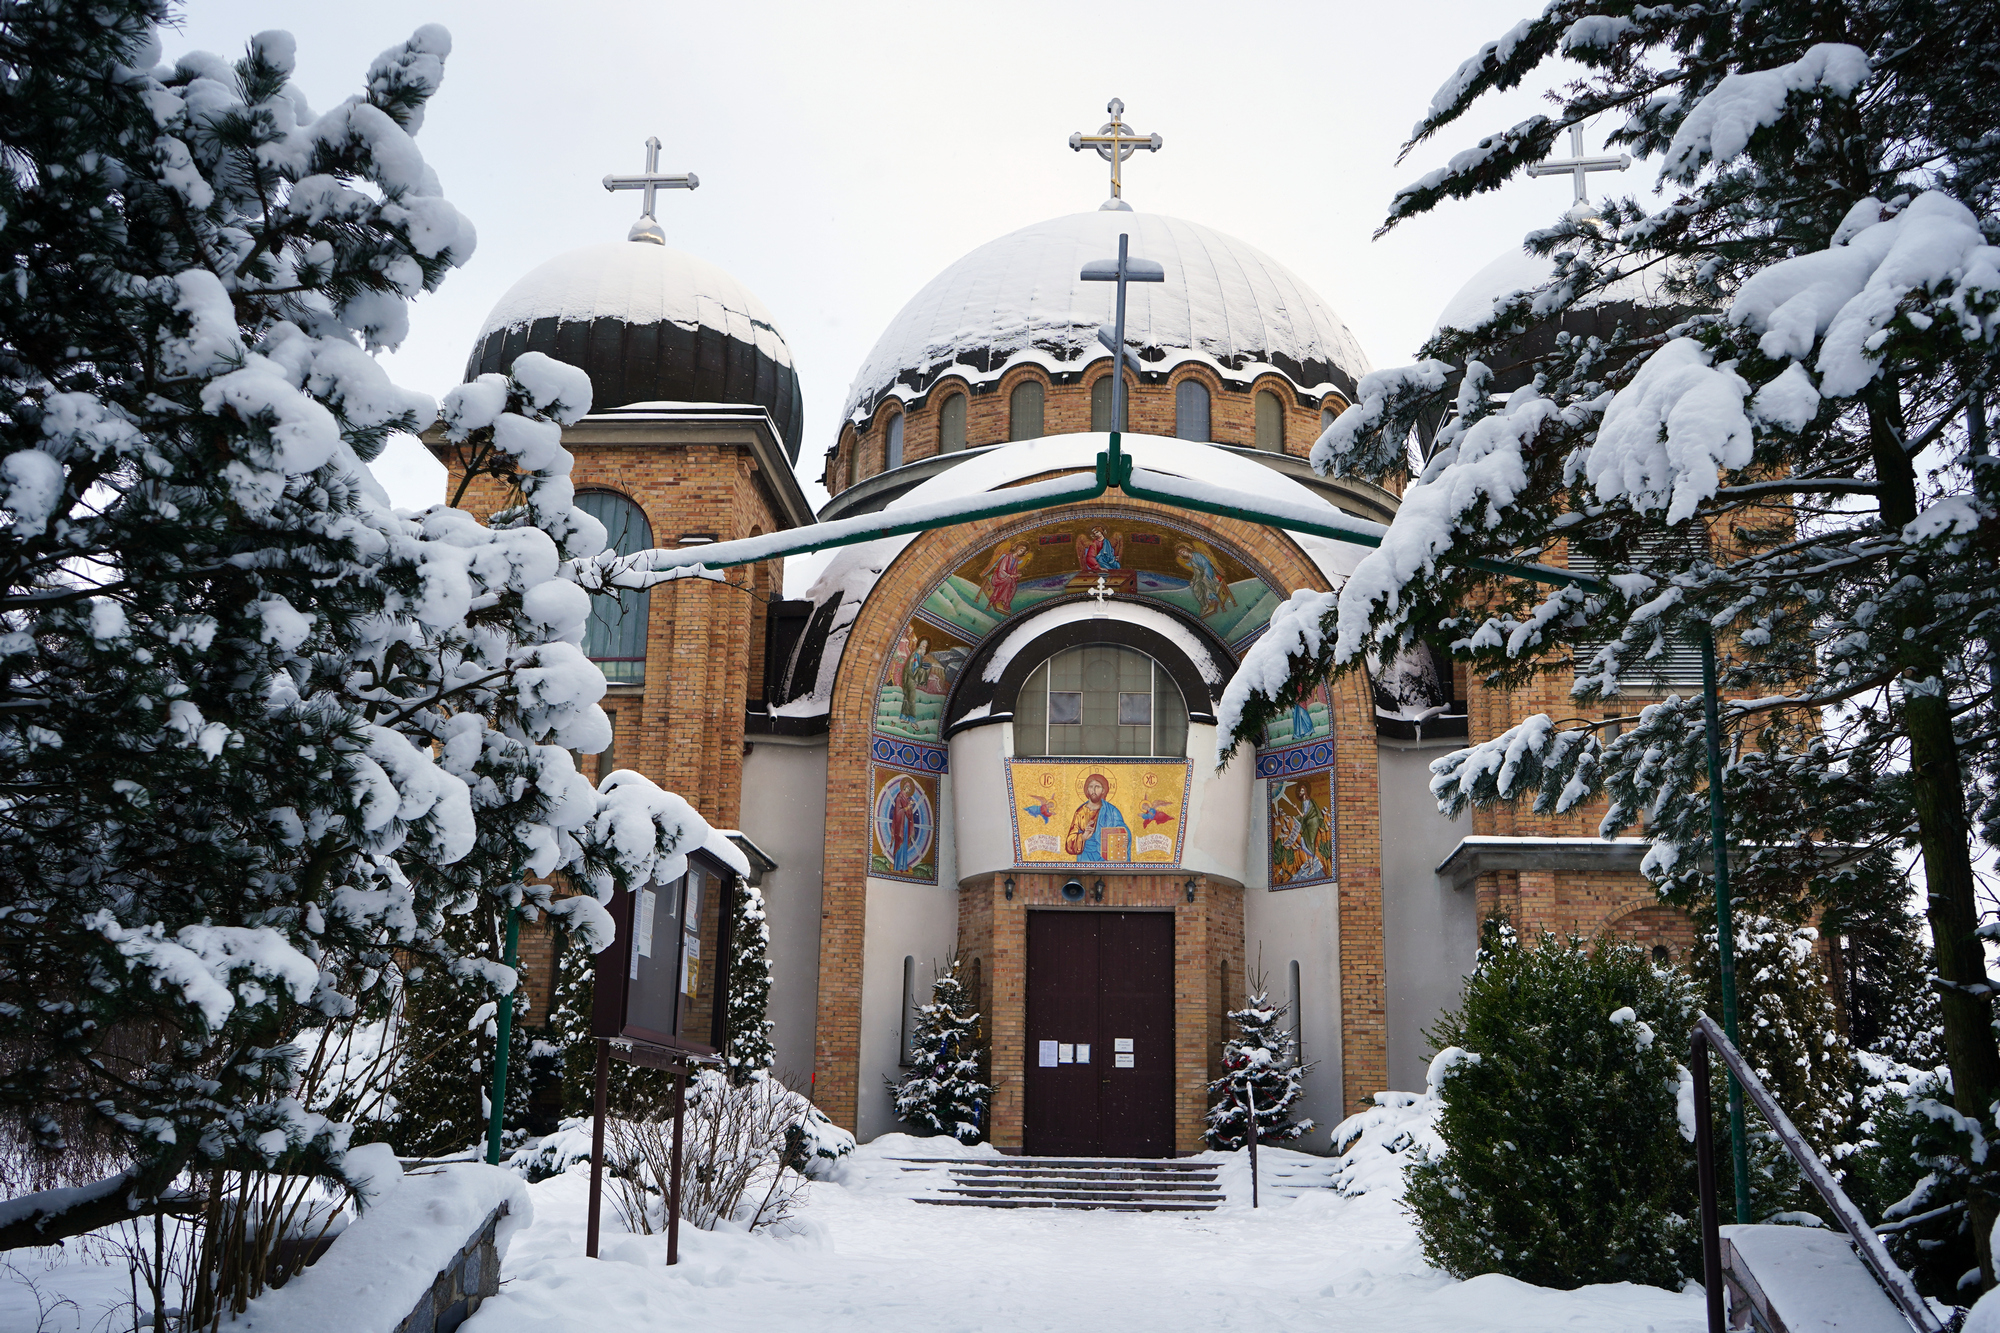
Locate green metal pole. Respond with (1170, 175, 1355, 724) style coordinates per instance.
(485, 906, 520, 1166)
(1699, 624, 1752, 1222)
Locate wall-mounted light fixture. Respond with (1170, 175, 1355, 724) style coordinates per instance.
(1091, 878, 1106, 903)
(1185, 879, 1197, 904)
(1004, 876, 1015, 901)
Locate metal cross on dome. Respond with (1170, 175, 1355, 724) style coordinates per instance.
(603, 136, 699, 245)
(1070, 98, 1162, 212)
(1081, 233, 1165, 435)
(1525, 125, 1631, 207)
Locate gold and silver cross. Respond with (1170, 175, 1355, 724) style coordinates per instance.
(1070, 98, 1162, 213)
(603, 136, 699, 245)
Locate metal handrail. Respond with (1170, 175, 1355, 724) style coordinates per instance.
(1691, 1013, 1941, 1333)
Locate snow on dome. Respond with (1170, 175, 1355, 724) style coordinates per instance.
(466, 241, 805, 460)
(475, 242, 793, 367)
(842, 211, 1371, 427)
(1435, 245, 1679, 338)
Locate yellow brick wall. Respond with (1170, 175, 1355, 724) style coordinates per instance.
(826, 363, 1350, 492)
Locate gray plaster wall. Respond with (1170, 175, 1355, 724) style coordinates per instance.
(738, 737, 827, 1086)
(1378, 740, 1476, 1092)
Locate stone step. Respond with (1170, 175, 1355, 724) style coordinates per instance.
(947, 1176, 1220, 1193)
(914, 1197, 1219, 1213)
(945, 1167, 1218, 1186)
(940, 1186, 1225, 1204)
(891, 1155, 1214, 1172)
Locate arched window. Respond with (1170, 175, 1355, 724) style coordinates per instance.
(1090, 376, 1114, 432)
(574, 491, 652, 684)
(1319, 405, 1338, 433)
(1174, 379, 1210, 442)
(885, 411, 905, 470)
(1255, 389, 1284, 451)
(939, 392, 967, 453)
(1009, 379, 1045, 441)
(1013, 644, 1188, 758)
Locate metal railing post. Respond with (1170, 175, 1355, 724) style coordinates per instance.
(1692, 1014, 1942, 1332)
(1700, 625, 1753, 1223)
(1691, 1026, 1724, 1333)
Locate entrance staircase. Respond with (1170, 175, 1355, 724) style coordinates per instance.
(895, 1156, 1224, 1212)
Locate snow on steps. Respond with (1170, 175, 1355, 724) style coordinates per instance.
(1719, 1224, 1912, 1333)
(896, 1156, 1225, 1212)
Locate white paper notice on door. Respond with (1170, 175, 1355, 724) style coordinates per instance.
(1076, 1044, 1091, 1063)
(1039, 1040, 1058, 1067)
(1115, 1053, 1136, 1068)
(1057, 1044, 1073, 1063)
(1114, 1038, 1134, 1053)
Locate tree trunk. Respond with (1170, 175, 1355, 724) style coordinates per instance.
(1871, 388, 2000, 1288)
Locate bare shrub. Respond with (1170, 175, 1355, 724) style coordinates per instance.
(606, 1071, 819, 1237)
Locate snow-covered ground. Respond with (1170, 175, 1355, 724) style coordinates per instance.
(2, 1133, 1705, 1332)
(471, 1134, 1701, 1333)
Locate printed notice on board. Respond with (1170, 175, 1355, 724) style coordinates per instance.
(636, 890, 656, 958)
(1038, 1040, 1058, 1068)
(1114, 1038, 1134, 1053)
(1077, 1044, 1091, 1063)
(1115, 1053, 1136, 1068)
(1057, 1044, 1074, 1064)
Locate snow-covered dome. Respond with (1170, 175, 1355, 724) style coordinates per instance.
(842, 211, 1371, 426)
(466, 241, 805, 461)
(1435, 246, 1678, 337)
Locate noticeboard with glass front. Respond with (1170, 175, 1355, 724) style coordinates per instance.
(592, 851, 733, 1063)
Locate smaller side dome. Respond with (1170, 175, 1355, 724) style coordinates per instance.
(466, 241, 805, 461)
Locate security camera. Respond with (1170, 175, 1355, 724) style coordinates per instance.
(1061, 879, 1086, 902)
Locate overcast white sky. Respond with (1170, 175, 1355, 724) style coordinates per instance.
(166, 0, 1629, 512)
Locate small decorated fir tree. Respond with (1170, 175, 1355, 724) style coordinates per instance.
(890, 956, 991, 1144)
(724, 881, 777, 1086)
(1205, 985, 1313, 1150)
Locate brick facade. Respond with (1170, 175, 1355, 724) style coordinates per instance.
(826, 363, 1350, 494)
(811, 483, 1387, 1131)
(955, 872, 1243, 1155)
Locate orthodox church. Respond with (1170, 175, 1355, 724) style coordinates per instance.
(437, 104, 1700, 1154)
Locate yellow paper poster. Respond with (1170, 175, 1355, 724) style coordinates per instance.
(1006, 760, 1191, 866)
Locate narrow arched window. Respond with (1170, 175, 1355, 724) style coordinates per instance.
(885, 412, 905, 469)
(1010, 380, 1045, 441)
(939, 393, 967, 453)
(1091, 376, 1114, 432)
(1013, 644, 1188, 758)
(1319, 405, 1338, 433)
(1175, 380, 1210, 442)
(1255, 389, 1284, 451)
(574, 491, 652, 685)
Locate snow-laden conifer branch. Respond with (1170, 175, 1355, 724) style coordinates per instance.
(0, 7, 738, 1249)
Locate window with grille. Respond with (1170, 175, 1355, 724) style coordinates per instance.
(1013, 644, 1188, 758)
(1568, 533, 1710, 690)
(885, 411, 905, 469)
(575, 491, 652, 684)
(1175, 380, 1210, 442)
(1010, 380, 1045, 441)
(939, 393, 967, 453)
(1255, 389, 1284, 451)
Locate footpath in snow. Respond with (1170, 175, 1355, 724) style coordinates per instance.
(1, 1130, 1706, 1333)
(463, 1133, 1704, 1333)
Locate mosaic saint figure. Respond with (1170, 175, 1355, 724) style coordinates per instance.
(1174, 541, 1236, 617)
(899, 637, 931, 722)
(977, 542, 1031, 614)
(1064, 771, 1131, 861)
(887, 775, 923, 872)
(1075, 526, 1123, 577)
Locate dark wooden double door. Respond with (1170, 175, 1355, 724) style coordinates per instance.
(1024, 910, 1175, 1158)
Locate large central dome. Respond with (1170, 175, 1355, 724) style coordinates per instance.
(841, 211, 1370, 427)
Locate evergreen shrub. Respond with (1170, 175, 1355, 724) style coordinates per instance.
(890, 956, 992, 1143)
(1405, 926, 1699, 1290)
